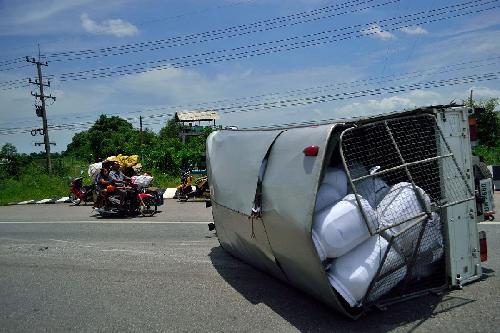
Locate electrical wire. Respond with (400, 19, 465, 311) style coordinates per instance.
(0, 63, 31, 72)
(43, 0, 391, 62)
(1, 69, 497, 135)
(1, 55, 498, 128)
(0, 57, 24, 67)
(0, 0, 495, 90)
(53, 0, 499, 82)
(135, 0, 254, 26)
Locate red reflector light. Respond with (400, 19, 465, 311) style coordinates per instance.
(469, 117, 478, 141)
(479, 231, 487, 262)
(303, 145, 319, 156)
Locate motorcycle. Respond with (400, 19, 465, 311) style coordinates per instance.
(69, 177, 95, 205)
(179, 176, 210, 202)
(95, 181, 158, 217)
(174, 170, 193, 199)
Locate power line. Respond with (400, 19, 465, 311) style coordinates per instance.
(0, 78, 27, 86)
(0, 0, 495, 90)
(53, 0, 500, 82)
(43, 0, 392, 62)
(1, 54, 498, 131)
(0, 63, 31, 72)
(126, 56, 500, 122)
(1, 69, 497, 135)
(235, 75, 500, 130)
(36, 57, 500, 127)
(135, 0, 254, 26)
(0, 1, 255, 63)
(0, 57, 24, 67)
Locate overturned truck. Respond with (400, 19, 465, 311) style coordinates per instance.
(206, 105, 486, 318)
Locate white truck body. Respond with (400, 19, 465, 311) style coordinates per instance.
(207, 106, 484, 318)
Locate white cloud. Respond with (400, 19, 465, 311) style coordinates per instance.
(361, 24, 395, 40)
(116, 64, 362, 105)
(80, 13, 138, 37)
(436, 8, 500, 38)
(400, 26, 428, 35)
(16, 0, 93, 24)
(335, 96, 413, 115)
(401, 29, 500, 72)
(468, 86, 500, 100)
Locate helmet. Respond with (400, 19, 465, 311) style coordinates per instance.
(106, 185, 116, 193)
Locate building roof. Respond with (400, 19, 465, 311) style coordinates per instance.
(175, 110, 219, 122)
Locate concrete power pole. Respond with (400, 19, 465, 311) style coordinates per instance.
(139, 115, 143, 146)
(26, 55, 56, 173)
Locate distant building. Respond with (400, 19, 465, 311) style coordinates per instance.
(174, 110, 220, 144)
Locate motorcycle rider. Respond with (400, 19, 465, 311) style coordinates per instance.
(96, 167, 112, 190)
(109, 161, 131, 183)
(179, 169, 193, 199)
(109, 161, 131, 207)
(95, 167, 112, 208)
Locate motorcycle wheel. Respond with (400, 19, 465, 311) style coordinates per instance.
(140, 197, 157, 217)
(69, 192, 81, 205)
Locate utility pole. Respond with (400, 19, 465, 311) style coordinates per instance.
(26, 51, 56, 173)
(469, 89, 474, 107)
(139, 115, 143, 147)
(139, 115, 144, 157)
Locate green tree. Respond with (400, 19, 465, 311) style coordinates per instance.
(65, 131, 92, 161)
(466, 97, 500, 164)
(158, 118, 182, 139)
(466, 97, 500, 147)
(65, 115, 139, 160)
(0, 143, 17, 158)
(0, 143, 20, 178)
(63, 114, 213, 175)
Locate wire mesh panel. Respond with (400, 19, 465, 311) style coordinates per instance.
(338, 114, 474, 306)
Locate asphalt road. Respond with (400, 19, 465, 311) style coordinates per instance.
(0, 199, 499, 332)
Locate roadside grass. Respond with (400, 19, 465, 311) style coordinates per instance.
(0, 172, 70, 205)
(0, 162, 184, 205)
(149, 172, 179, 188)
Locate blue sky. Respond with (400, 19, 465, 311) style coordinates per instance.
(0, 0, 499, 153)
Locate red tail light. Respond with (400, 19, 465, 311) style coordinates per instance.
(479, 231, 487, 262)
(303, 145, 319, 156)
(469, 117, 478, 141)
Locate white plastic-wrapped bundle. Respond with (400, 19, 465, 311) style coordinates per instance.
(132, 175, 154, 188)
(412, 212, 444, 279)
(328, 235, 407, 307)
(356, 177, 390, 209)
(88, 162, 102, 180)
(377, 183, 443, 280)
(323, 167, 348, 189)
(314, 167, 348, 212)
(377, 182, 431, 235)
(348, 164, 390, 208)
(420, 213, 443, 254)
(313, 194, 378, 258)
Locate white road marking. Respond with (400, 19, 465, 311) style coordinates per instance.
(0, 221, 211, 224)
(479, 222, 499, 225)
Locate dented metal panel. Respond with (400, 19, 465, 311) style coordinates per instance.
(206, 129, 282, 216)
(207, 123, 353, 316)
(260, 125, 346, 309)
